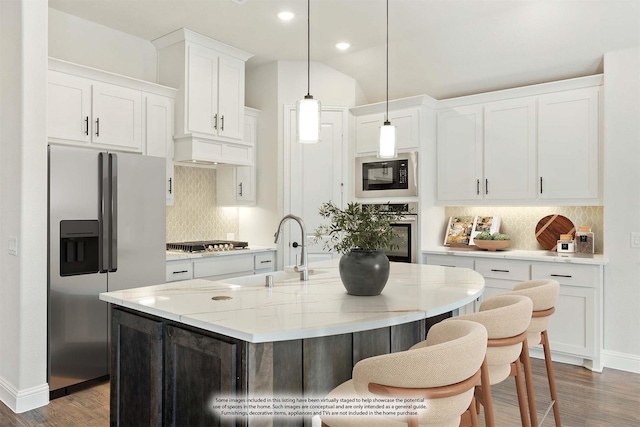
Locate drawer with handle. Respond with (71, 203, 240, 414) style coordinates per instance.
(255, 252, 275, 270)
(531, 262, 599, 288)
(424, 254, 474, 269)
(475, 259, 529, 281)
(166, 260, 193, 282)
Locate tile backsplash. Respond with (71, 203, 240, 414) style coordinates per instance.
(166, 166, 239, 242)
(443, 206, 604, 253)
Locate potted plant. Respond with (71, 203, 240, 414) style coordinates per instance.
(313, 201, 405, 296)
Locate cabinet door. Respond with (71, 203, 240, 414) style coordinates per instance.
(187, 45, 219, 136)
(145, 94, 175, 205)
(436, 106, 484, 201)
(92, 83, 142, 151)
(47, 71, 92, 143)
(111, 308, 163, 427)
(484, 98, 537, 200)
(390, 108, 420, 151)
(217, 56, 245, 140)
(538, 86, 599, 199)
(355, 113, 384, 154)
(531, 262, 599, 358)
(235, 166, 254, 203)
(164, 325, 238, 427)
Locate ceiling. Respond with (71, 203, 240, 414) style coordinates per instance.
(48, 0, 640, 103)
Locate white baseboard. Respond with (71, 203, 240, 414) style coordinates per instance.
(602, 350, 640, 374)
(0, 376, 49, 413)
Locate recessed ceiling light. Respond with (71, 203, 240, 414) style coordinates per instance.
(336, 42, 350, 50)
(278, 11, 295, 21)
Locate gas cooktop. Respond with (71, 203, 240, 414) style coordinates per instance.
(166, 240, 249, 253)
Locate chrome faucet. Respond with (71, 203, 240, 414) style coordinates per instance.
(274, 214, 309, 281)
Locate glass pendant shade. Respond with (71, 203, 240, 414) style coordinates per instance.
(378, 120, 396, 158)
(297, 95, 321, 144)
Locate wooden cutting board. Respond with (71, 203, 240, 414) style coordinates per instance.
(535, 214, 576, 251)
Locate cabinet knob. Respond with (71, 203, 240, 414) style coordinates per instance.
(221, 115, 225, 131)
(213, 114, 218, 130)
(95, 118, 100, 137)
(292, 242, 299, 248)
(239, 182, 243, 197)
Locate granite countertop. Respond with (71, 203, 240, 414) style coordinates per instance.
(166, 246, 276, 261)
(423, 247, 608, 265)
(100, 259, 484, 343)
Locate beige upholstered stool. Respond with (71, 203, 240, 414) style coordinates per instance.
(511, 279, 561, 427)
(452, 294, 534, 427)
(321, 319, 488, 427)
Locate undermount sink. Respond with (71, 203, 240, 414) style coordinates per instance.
(219, 268, 327, 287)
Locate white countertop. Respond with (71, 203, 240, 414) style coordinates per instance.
(166, 246, 276, 261)
(100, 260, 484, 343)
(423, 247, 608, 265)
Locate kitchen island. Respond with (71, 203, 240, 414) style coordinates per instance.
(100, 260, 484, 427)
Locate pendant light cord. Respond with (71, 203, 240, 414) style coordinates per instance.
(307, 0, 311, 97)
(385, 0, 389, 122)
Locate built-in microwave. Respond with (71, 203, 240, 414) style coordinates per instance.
(355, 152, 417, 198)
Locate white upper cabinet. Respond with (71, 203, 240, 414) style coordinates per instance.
(538, 87, 599, 200)
(483, 98, 537, 200)
(435, 75, 602, 205)
(92, 83, 142, 151)
(153, 29, 253, 165)
(436, 106, 483, 201)
(186, 45, 219, 136)
(355, 108, 420, 155)
(47, 71, 92, 144)
(217, 56, 245, 140)
(217, 109, 258, 206)
(47, 58, 177, 156)
(145, 94, 176, 205)
(48, 71, 142, 151)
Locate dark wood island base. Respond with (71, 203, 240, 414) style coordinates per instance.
(110, 306, 450, 427)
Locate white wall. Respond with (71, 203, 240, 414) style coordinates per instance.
(48, 8, 157, 82)
(0, 0, 49, 413)
(602, 47, 640, 372)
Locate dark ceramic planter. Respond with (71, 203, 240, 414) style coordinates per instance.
(338, 249, 390, 296)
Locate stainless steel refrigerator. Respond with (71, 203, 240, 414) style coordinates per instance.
(48, 144, 166, 395)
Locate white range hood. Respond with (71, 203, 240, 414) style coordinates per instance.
(173, 135, 254, 167)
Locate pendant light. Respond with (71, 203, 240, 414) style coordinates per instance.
(378, 0, 396, 158)
(297, 0, 321, 144)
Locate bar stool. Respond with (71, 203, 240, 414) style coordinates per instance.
(511, 279, 561, 427)
(452, 294, 534, 427)
(321, 319, 488, 427)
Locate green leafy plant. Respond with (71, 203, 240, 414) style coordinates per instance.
(313, 201, 406, 254)
(475, 231, 511, 240)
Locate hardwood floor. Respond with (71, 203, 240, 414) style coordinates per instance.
(1, 359, 638, 426)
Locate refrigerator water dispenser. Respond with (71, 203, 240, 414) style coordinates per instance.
(59, 220, 99, 276)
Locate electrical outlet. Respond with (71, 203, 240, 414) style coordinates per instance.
(227, 233, 235, 240)
(632, 232, 640, 248)
(8, 236, 17, 256)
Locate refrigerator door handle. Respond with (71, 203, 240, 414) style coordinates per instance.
(98, 152, 110, 273)
(109, 153, 118, 272)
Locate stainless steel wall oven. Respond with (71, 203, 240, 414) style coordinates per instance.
(363, 202, 418, 263)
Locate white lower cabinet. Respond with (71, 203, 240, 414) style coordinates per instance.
(166, 251, 275, 283)
(423, 252, 603, 371)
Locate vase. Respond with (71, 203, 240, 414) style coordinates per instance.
(338, 249, 390, 296)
